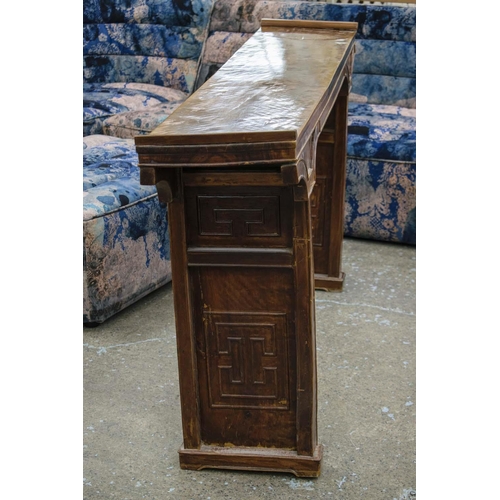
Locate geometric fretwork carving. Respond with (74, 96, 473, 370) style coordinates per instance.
(197, 196, 281, 237)
(310, 178, 326, 247)
(203, 312, 289, 410)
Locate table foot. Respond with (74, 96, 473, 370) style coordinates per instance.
(179, 444, 323, 478)
(314, 272, 345, 292)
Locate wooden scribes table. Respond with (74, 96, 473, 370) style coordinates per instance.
(135, 19, 357, 478)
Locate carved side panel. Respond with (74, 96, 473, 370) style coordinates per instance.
(185, 186, 293, 247)
(192, 266, 297, 449)
(198, 196, 280, 237)
(204, 312, 289, 410)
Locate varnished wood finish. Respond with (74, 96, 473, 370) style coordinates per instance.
(135, 20, 356, 477)
(261, 18, 358, 31)
(135, 22, 356, 162)
(293, 192, 318, 455)
(167, 182, 201, 449)
(179, 445, 323, 478)
(312, 79, 350, 291)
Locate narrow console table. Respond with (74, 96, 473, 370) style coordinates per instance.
(135, 19, 357, 478)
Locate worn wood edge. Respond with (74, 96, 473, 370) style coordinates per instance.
(135, 129, 297, 146)
(136, 140, 296, 154)
(292, 199, 318, 455)
(187, 247, 294, 268)
(135, 140, 297, 167)
(281, 162, 306, 186)
(327, 89, 349, 279)
(142, 162, 312, 190)
(295, 35, 356, 157)
(138, 159, 289, 169)
(178, 444, 323, 478)
(187, 247, 293, 255)
(314, 272, 345, 292)
(261, 19, 358, 31)
(183, 171, 284, 187)
(135, 141, 297, 155)
(168, 193, 202, 448)
(136, 35, 355, 169)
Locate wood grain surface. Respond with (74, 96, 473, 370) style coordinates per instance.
(135, 19, 357, 477)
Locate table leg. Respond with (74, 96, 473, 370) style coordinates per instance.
(313, 81, 349, 291)
(165, 178, 322, 477)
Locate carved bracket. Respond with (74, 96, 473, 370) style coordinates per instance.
(280, 122, 321, 201)
(281, 160, 308, 186)
(139, 167, 181, 203)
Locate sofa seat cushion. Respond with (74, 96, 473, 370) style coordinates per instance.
(83, 82, 188, 136)
(83, 135, 159, 220)
(83, 135, 172, 324)
(347, 103, 416, 163)
(101, 101, 182, 138)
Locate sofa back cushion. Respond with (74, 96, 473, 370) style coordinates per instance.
(197, 0, 415, 107)
(83, 0, 214, 93)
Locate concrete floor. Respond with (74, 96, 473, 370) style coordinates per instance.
(83, 238, 416, 500)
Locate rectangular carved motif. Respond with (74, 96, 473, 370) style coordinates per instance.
(185, 186, 293, 248)
(198, 196, 280, 237)
(204, 312, 289, 410)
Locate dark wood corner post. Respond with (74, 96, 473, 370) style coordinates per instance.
(135, 20, 357, 478)
(292, 180, 318, 457)
(313, 75, 351, 292)
(142, 166, 203, 450)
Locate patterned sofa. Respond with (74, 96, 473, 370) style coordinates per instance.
(198, 0, 416, 244)
(83, 0, 416, 324)
(83, 135, 172, 324)
(83, 0, 214, 137)
(83, 0, 214, 324)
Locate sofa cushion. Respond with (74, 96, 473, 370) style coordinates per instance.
(353, 39, 415, 78)
(350, 74, 416, 108)
(83, 0, 214, 93)
(345, 158, 416, 244)
(83, 134, 172, 324)
(209, 0, 416, 41)
(83, 82, 188, 135)
(347, 103, 416, 163)
(101, 102, 182, 138)
(83, 0, 212, 28)
(84, 23, 205, 60)
(83, 135, 160, 220)
(196, 1, 416, 108)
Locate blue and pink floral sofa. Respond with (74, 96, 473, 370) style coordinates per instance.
(199, 0, 416, 243)
(83, 0, 214, 324)
(83, 0, 416, 324)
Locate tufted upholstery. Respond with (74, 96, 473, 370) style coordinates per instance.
(195, 0, 416, 243)
(83, 135, 172, 324)
(82, 0, 416, 323)
(83, 0, 214, 137)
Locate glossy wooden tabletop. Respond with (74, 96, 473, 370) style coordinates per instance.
(135, 20, 356, 149)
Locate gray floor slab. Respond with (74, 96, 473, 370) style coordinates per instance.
(83, 238, 416, 500)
